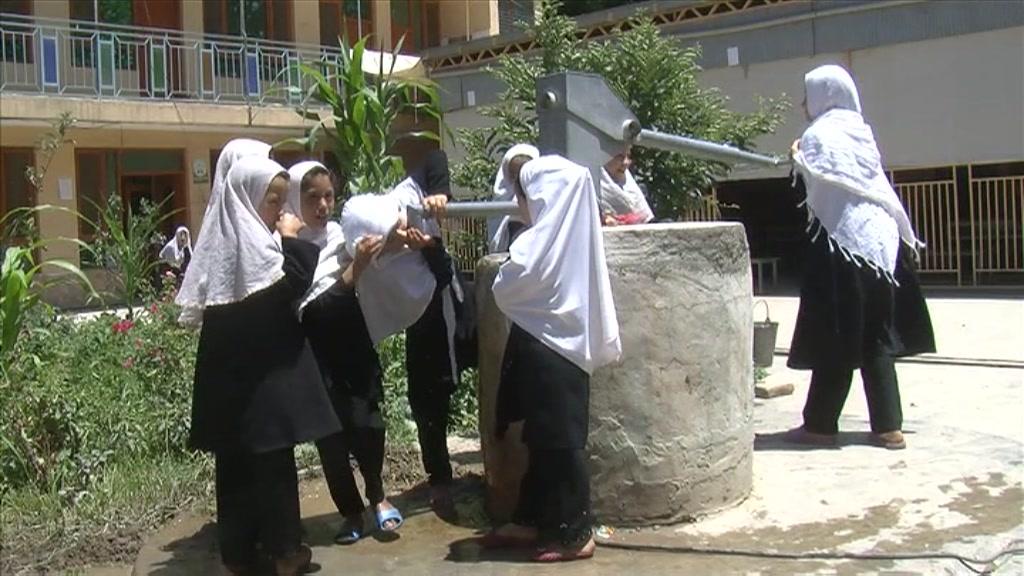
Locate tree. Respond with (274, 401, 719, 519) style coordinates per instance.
(450, 0, 789, 218)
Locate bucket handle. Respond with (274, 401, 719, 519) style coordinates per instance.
(754, 299, 771, 323)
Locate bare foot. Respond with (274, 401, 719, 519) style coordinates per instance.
(534, 537, 596, 562)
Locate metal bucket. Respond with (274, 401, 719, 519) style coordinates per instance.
(752, 300, 778, 368)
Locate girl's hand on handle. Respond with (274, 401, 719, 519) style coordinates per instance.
(423, 194, 448, 218)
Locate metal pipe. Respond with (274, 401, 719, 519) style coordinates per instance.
(406, 201, 520, 228)
(407, 201, 520, 218)
(633, 128, 789, 168)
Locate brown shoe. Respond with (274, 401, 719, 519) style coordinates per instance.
(783, 426, 838, 446)
(274, 544, 311, 576)
(871, 430, 906, 450)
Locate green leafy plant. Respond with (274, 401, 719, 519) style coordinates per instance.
(1, 218, 92, 364)
(283, 35, 444, 196)
(82, 194, 177, 317)
(1, 111, 94, 373)
(450, 0, 789, 216)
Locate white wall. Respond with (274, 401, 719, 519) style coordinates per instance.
(701, 26, 1024, 179)
(440, 27, 1024, 182)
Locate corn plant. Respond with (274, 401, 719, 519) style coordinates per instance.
(282, 35, 444, 196)
(81, 194, 178, 318)
(0, 207, 95, 372)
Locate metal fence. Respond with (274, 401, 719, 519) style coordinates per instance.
(0, 13, 340, 104)
(970, 168, 1024, 284)
(440, 216, 488, 276)
(893, 177, 962, 284)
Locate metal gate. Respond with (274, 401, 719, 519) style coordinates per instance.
(969, 166, 1024, 284)
(892, 174, 962, 284)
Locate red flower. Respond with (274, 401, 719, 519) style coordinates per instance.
(149, 303, 159, 314)
(112, 319, 135, 334)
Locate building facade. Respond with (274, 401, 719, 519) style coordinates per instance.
(0, 0, 515, 283)
(426, 0, 1024, 287)
(3, 0, 1022, 289)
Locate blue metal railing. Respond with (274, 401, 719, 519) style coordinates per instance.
(0, 13, 344, 105)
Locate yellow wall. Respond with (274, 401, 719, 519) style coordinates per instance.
(293, 0, 320, 46)
(32, 0, 68, 19)
(439, 0, 496, 42)
(182, 0, 204, 35)
(1, 121, 308, 265)
(373, 0, 391, 51)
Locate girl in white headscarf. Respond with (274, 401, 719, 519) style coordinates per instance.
(289, 162, 404, 542)
(199, 138, 272, 226)
(483, 154, 621, 563)
(598, 150, 654, 225)
(180, 156, 340, 576)
(488, 144, 539, 252)
(785, 64, 934, 451)
(159, 226, 192, 269)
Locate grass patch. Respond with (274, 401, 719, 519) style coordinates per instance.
(1, 453, 213, 574)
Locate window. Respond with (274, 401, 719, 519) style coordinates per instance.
(390, 0, 440, 53)
(1, 0, 33, 64)
(76, 149, 184, 244)
(69, 0, 136, 69)
(69, 0, 133, 25)
(319, 0, 373, 47)
(204, 0, 292, 41)
(1, 148, 35, 238)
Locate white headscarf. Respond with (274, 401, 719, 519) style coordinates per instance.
(599, 167, 654, 223)
(289, 161, 348, 316)
(493, 155, 621, 375)
(488, 144, 540, 253)
(159, 226, 192, 268)
(201, 139, 272, 224)
(337, 193, 436, 345)
(176, 156, 288, 326)
(285, 160, 344, 249)
(793, 65, 920, 279)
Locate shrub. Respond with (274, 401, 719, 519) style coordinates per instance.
(451, 0, 789, 216)
(0, 292, 197, 496)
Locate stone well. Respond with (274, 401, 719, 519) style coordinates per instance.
(476, 222, 754, 527)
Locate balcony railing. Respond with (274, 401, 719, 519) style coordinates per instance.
(0, 14, 343, 105)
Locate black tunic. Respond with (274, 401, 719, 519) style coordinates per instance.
(189, 238, 342, 454)
(787, 217, 936, 371)
(302, 281, 385, 431)
(497, 323, 590, 450)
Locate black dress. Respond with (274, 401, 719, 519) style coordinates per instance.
(497, 323, 590, 450)
(787, 179, 936, 372)
(405, 240, 458, 487)
(189, 237, 342, 454)
(303, 283, 385, 431)
(496, 323, 593, 546)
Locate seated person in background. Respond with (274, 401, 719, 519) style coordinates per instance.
(598, 150, 655, 226)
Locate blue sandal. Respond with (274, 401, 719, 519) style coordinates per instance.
(375, 505, 404, 532)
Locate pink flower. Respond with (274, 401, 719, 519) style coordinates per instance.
(149, 303, 159, 314)
(122, 357, 135, 369)
(112, 319, 135, 334)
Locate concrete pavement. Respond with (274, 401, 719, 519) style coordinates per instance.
(132, 295, 1024, 575)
